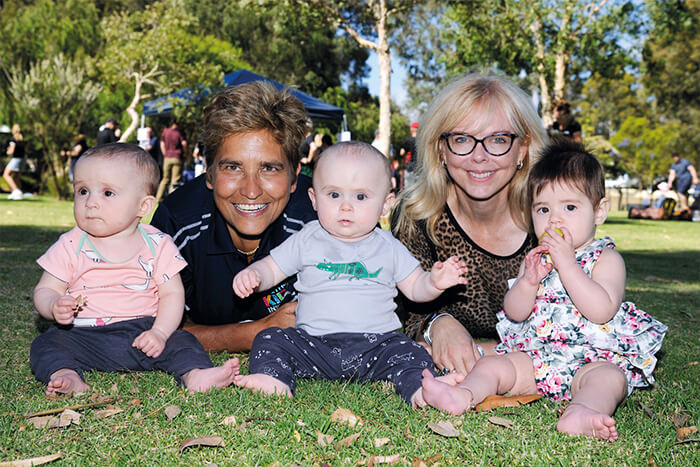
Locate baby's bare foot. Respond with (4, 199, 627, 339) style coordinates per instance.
(234, 373, 292, 397)
(46, 369, 89, 397)
(421, 369, 472, 415)
(557, 402, 618, 441)
(183, 358, 239, 393)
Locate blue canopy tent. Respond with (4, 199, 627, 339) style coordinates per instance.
(142, 69, 345, 121)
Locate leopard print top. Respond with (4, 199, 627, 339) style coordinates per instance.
(395, 205, 536, 339)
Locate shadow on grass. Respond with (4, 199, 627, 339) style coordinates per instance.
(624, 250, 700, 282)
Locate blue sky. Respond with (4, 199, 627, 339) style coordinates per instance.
(365, 51, 410, 113)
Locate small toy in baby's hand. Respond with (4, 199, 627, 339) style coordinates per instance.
(73, 295, 87, 315)
(539, 228, 563, 265)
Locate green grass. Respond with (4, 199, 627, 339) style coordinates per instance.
(1, 197, 698, 465)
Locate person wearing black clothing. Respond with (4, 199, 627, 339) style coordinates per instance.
(549, 101, 582, 142)
(96, 118, 118, 146)
(151, 81, 315, 352)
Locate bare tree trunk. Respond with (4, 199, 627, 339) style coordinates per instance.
(120, 75, 144, 143)
(553, 11, 570, 104)
(531, 16, 551, 126)
(376, 6, 392, 157)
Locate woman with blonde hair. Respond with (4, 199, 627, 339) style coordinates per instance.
(4, 124, 26, 200)
(392, 74, 548, 375)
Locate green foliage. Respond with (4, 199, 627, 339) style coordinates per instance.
(185, 0, 369, 96)
(643, 0, 700, 167)
(9, 54, 101, 199)
(611, 116, 681, 188)
(579, 72, 648, 140)
(0, 0, 101, 122)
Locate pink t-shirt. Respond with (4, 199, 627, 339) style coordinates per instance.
(37, 224, 186, 326)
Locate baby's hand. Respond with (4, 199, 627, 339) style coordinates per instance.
(233, 269, 261, 298)
(539, 226, 576, 269)
(430, 256, 468, 290)
(52, 296, 79, 325)
(522, 245, 553, 285)
(132, 328, 168, 358)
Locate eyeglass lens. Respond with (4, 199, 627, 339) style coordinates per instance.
(445, 133, 515, 156)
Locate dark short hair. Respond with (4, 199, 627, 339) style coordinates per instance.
(528, 138, 605, 208)
(200, 81, 308, 182)
(78, 143, 160, 196)
(555, 101, 571, 113)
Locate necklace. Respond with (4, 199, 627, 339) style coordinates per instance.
(236, 245, 259, 256)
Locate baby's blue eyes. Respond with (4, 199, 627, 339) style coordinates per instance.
(328, 192, 367, 200)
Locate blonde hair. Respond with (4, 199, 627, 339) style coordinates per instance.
(393, 74, 548, 245)
(11, 124, 23, 141)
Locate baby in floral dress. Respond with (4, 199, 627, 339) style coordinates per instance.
(421, 139, 667, 441)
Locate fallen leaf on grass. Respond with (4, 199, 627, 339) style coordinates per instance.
(29, 410, 81, 429)
(411, 454, 442, 467)
(316, 430, 334, 447)
(179, 436, 224, 453)
(293, 430, 301, 442)
(687, 361, 699, 367)
(474, 394, 541, 412)
(27, 416, 54, 429)
(366, 454, 401, 465)
(373, 437, 389, 447)
(427, 421, 460, 438)
(676, 426, 698, 441)
(164, 405, 181, 420)
(671, 413, 691, 428)
(220, 415, 237, 426)
(93, 407, 123, 419)
(0, 452, 63, 466)
(487, 416, 513, 429)
(331, 407, 362, 427)
(127, 399, 141, 406)
(337, 432, 361, 448)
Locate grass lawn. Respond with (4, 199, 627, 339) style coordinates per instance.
(1, 197, 698, 465)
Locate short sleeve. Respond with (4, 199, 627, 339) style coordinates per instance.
(152, 233, 187, 286)
(270, 230, 304, 277)
(36, 232, 76, 284)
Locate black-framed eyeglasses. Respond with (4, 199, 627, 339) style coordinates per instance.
(441, 132, 518, 157)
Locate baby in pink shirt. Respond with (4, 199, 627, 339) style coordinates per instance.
(30, 143, 239, 397)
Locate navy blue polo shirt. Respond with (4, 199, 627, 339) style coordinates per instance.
(151, 174, 317, 325)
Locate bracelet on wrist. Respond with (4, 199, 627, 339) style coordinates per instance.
(423, 312, 452, 346)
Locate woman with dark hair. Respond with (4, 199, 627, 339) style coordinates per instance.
(151, 81, 317, 352)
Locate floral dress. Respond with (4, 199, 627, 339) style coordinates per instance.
(495, 237, 668, 401)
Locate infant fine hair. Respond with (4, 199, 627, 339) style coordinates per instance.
(314, 141, 392, 188)
(528, 138, 606, 208)
(79, 143, 161, 196)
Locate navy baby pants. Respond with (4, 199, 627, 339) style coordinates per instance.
(30, 317, 213, 386)
(249, 327, 438, 403)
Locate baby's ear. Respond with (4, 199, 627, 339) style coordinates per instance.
(138, 195, 157, 218)
(308, 187, 318, 212)
(382, 191, 396, 217)
(594, 197, 610, 225)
